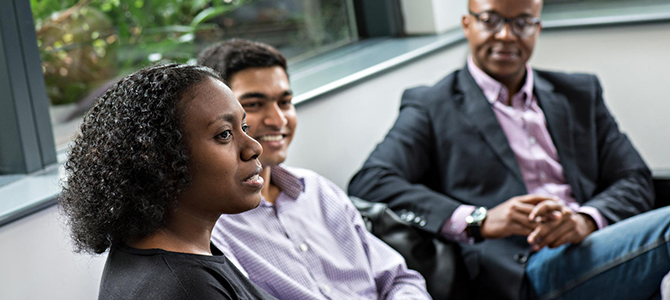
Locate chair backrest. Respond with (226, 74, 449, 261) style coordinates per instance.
(654, 175, 670, 209)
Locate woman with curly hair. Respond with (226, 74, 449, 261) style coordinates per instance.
(60, 63, 276, 299)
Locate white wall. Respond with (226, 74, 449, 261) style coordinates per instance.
(2, 21, 669, 300)
(0, 206, 106, 299)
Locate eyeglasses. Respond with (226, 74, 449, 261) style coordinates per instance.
(469, 10, 541, 37)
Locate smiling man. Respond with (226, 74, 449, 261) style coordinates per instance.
(349, 0, 670, 299)
(198, 39, 430, 300)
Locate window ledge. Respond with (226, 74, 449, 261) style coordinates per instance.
(289, 28, 465, 105)
(0, 160, 62, 226)
(541, 0, 670, 29)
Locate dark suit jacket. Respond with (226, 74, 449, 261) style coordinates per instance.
(348, 67, 654, 299)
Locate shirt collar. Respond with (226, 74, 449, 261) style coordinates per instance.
(268, 164, 304, 200)
(467, 55, 534, 107)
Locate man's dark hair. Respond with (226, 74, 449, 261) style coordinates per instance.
(197, 38, 288, 84)
(60, 63, 223, 254)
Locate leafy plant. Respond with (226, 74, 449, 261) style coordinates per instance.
(31, 0, 249, 105)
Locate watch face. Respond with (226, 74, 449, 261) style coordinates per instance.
(471, 207, 487, 223)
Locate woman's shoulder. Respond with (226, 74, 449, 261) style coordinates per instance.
(99, 245, 233, 300)
(99, 245, 274, 300)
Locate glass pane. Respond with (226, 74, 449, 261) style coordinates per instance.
(30, 0, 354, 147)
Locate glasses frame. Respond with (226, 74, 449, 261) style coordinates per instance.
(468, 10, 541, 38)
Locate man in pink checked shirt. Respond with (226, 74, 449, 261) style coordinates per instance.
(350, 0, 670, 299)
(198, 39, 431, 300)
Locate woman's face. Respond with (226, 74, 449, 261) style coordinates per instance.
(176, 77, 264, 218)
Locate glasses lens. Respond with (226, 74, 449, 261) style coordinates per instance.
(478, 13, 502, 32)
(512, 17, 538, 37)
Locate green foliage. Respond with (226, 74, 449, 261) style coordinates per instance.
(31, 0, 249, 105)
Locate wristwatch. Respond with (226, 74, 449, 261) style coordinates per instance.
(465, 206, 488, 243)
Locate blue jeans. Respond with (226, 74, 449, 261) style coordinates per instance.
(525, 206, 670, 300)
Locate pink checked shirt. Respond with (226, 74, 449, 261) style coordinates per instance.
(441, 57, 607, 243)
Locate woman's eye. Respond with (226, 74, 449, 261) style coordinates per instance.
(217, 130, 232, 140)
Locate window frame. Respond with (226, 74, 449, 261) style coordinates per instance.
(0, 0, 56, 176)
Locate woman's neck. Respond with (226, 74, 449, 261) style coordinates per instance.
(126, 208, 216, 255)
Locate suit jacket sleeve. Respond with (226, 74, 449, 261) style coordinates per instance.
(349, 87, 462, 235)
(580, 75, 654, 224)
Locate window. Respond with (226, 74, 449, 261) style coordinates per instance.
(30, 0, 356, 148)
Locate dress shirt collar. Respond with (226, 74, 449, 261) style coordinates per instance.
(258, 164, 304, 206)
(467, 55, 534, 108)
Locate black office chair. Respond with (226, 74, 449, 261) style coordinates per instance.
(653, 173, 670, 209)
(350, 196, 470, 300)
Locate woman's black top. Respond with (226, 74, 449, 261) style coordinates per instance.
(98, 243, 276, 300)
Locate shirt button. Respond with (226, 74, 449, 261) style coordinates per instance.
(419, 220, 427, 226)
(539, 172, 547, 180)
(405, 212, 415, 222)
(529, 136, 536, 145)
(299, 243, 309, 252)
(322, 284, 330, 293)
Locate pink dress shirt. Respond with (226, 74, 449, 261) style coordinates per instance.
(441, 57, 607, 243)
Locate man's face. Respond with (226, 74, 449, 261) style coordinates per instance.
(463, 0, 543, 82)
(228, 66, 296, 168)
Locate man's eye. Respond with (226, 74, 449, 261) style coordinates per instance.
(243, 102, 261, 109)
(514, 18, 529, 28)
(480, 13, 497, 24)
(242, 125, 250, 134)
(217, 130, 232, 140)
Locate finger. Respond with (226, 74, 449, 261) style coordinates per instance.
(538, 219, 575, 249)
(511, 202, 537, 215)
(510, 210, 538, 231)
(515, 194, 557, 205)
(534, 210, 564, 224)
(527, 216, 568, 246)
(527, 220, 559, 245)
(548, 232, 575, 248)
(528, 201, 565, 221)
(509, 222, 535, 237)
(548, 221, 582, 248)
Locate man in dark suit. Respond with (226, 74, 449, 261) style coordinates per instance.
(349, 0, 670, 299)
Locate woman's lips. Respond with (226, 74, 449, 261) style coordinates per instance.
(243, 173, 264, 189)
(242, 167, 264, 188)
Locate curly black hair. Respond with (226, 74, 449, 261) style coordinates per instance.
(197, 38, 287, 84)
(60, 63, 223, 254)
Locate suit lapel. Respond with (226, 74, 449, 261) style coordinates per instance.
(534, 72, 584, 202)
(457, 68, 525, 185)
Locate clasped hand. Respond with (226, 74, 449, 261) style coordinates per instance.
(479, 195, 597, 251)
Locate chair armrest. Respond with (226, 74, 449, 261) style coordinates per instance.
(349, 196, 465, 299)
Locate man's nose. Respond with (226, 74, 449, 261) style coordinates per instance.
(495, 21, 515, 41)
(263, 102, 288, 128)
